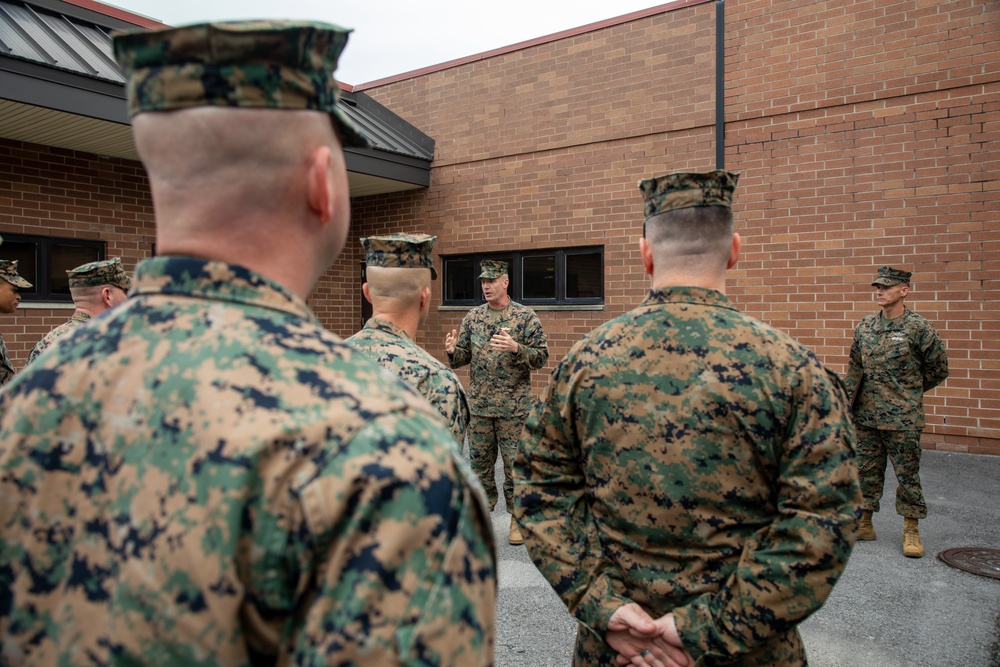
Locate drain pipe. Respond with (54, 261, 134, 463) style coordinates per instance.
(716, 0, 725, 169)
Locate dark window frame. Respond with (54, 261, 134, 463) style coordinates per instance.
(0, 233, 106, 302)
(442, 246, 604, 307)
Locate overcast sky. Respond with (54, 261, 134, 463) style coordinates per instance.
(109, 0, 667, 85)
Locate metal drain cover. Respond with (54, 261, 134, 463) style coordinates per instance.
(937, 547, 1000, 580)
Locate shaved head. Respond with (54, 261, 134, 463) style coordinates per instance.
(366, 266, 432, 302)
(644, 205, 734, 274)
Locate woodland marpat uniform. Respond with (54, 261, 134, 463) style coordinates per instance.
(0, 257, 496, 665)
(26, 310, 91, 363)
(447, 299, 548, 417)
(844, 309, 948, 432)
(515, 290, 861, 664)
(348, 316, 470, 441)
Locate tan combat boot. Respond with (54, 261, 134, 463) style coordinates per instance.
(508, 516, 525, 546)
(903, 517, 924, 558)
(857, 510, 876, 541)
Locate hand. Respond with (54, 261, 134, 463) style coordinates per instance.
(607, 604, 692, 667)
(445, 329, 458, 354)
(489, 328, 518, 353)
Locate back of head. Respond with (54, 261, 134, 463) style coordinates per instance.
(113, 21, 371, 287)
(362, 233, 436, 313)
(639, 170, 739, 274)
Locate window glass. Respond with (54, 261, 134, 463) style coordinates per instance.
(445, 258, 476, 301)
(50, 244, 101, 296)
(522, 255, 556, 299)
(566, 252, 603, 299)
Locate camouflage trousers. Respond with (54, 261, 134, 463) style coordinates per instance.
(572, 620, 807, 666)
(855, 425, 927, 519)
(468, 413, 524, 511)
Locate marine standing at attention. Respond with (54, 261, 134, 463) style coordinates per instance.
(515, 170, 861, 666)
(347, 233, 470, 441)
(845, 266, 948, 558)
(446, 258, 548, 545)
(0, 20, 495, 666)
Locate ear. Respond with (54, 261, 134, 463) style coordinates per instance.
(726, 232, 742, 270)
(101, 286, 114, 308)
(362, 282, 373, 305)
(420, 285, 432, 313)
(899, 284, 910, 298)
(639, 237, 654, 276)
(306, 145, 334, 223)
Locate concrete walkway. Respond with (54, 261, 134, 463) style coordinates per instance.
(489, 450, 1000, 667)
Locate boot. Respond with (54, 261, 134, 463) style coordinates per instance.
(903, 517, 924, 558)
(857, 510, 876, 541)
(508, 516, 525, 546)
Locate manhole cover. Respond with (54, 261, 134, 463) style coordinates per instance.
(937, 547, 1000, 580)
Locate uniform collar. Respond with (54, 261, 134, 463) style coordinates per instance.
(130, 256, 318, 323)
(643, 285, 736, 310)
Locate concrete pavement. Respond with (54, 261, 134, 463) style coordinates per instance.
(488, 450, 1000, 666)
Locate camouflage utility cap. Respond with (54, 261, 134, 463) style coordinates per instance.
(67, 257, 132, 291)
(479, 260, 508, 280)
(639, 170, 740, 219)
(871, 266, 912, 287)
(363, 233, 438, 280)
(0, 260, 32, 288)
(112, 20, 369, 148)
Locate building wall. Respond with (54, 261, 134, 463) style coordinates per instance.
(348, 0, 1000, 455)
(1, 0, 997, 455)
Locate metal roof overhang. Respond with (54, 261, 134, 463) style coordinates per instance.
(0, 0, 433, 198)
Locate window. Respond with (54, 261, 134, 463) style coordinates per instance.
(0, 234, 105, 302)
(442, 246, 603, 307)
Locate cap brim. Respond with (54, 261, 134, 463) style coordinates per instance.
(330, 107, 370, 148)
(4, 276, 32, 288)
(871, 279, 897, 286)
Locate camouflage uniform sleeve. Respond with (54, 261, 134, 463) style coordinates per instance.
(514, 360, 628, 634)
(448, 315, 473, 369)
(0, 334, 13, 386)
(283, 415, 496, 666)
(918, 322, 948, 392)
(512, 310, 548, 371)
(671, 363, 862, 662)
(843, 323, 865, 403)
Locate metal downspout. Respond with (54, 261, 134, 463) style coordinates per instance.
(716, 0, 725, 169)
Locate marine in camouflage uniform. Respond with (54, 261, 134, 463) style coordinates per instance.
(514, 171, 861, 666)
(844, 266, 948, 557)
(447, 259, 548, 542)
(27, 257, 132, 364)
(347, 234, 470, 442)
(0, 21, 496, 667)
(0, 259, 32, 386)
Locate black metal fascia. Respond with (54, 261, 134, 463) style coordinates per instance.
(0, 56, 127, 122)
(19, 0, 149, 31)
(344, 147, 431, 188)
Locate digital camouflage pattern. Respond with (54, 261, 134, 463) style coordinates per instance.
(363, 233, 438, 279)
(514, 286, 861, 666)
(448, 299, 548, 417)
(855, 426, 927, 518)
(66, 256, 132, 290)
(638, 170, 739, 219)
(0, 256, 496, 666)
(478, 260, 508, 279)
(26, 310, 91, 365)
(112, 21, 369, 148)
(844, 309, 949, 431)
(347, 316, 470, 442)
(870, 265, 911, 287)
(0, 331, 12, 386)
(0, 259, 32, 289)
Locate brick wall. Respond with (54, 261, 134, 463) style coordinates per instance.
(0, 138, 155, 361)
